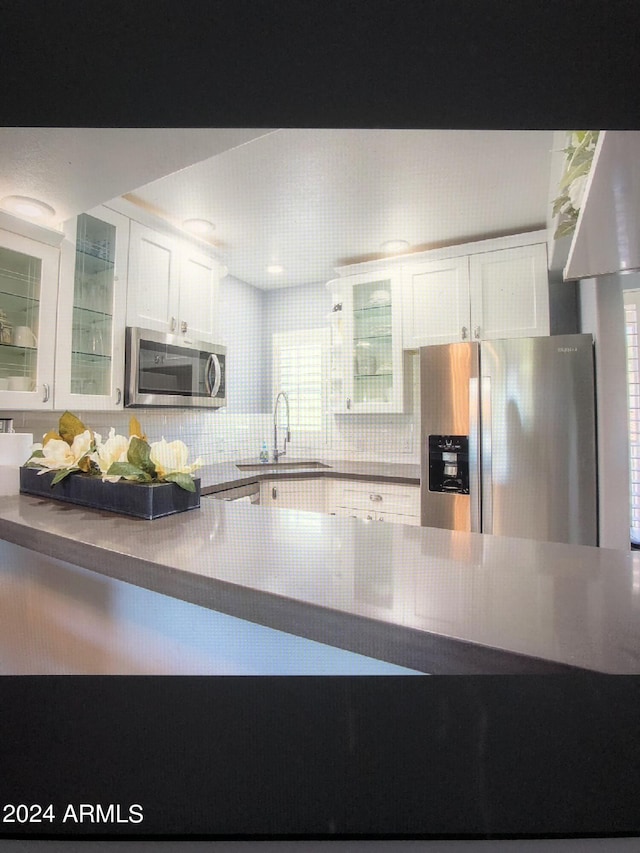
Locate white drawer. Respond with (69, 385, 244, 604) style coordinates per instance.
(333, 481, 419, 516)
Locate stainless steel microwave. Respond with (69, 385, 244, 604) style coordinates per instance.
(124, 327, 226, 408)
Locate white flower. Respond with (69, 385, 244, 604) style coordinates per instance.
(36, 429, 93, 472)
(149, 438, 203, 479)
(92, 428, 131, 482)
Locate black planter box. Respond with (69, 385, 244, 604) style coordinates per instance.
(19, 467, 201, 520)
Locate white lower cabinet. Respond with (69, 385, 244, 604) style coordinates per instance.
(260, 478, 326, 513)
(330, 480, 420, 526)
(259, 477, 420, 526)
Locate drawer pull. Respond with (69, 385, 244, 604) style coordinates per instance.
(369, 493, 383, 502)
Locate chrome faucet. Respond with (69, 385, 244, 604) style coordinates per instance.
(273, 391, 291, 462)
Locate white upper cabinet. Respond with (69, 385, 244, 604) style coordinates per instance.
(401, 232, 550, 348)
(55, 206, 130, 410)
(126, 222, 180, 335)
(0, 228, 60, 410)
(327, 270, 409, 413)
(402, 257, 471, 347)
(177, 244, 222, 343)
(469, 242, 549, 340)
(127, 221, 223, 344)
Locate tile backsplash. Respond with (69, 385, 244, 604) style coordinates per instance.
(8, 403, 420, 466)
(7, 356, 421, 465)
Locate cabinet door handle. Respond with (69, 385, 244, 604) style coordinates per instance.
(42, 383, 50, 403)
(366, 513, 374, 520)
(346, 397, 351, 410)
(474, 326, 481, 339)
(116, 387, 122, 405)
(272, 486, 277, 500)
(170, 316, 177, 332)
(461, 326, 468, 339)
(369, 493, 383, 502)
(181, 320, 188, 334)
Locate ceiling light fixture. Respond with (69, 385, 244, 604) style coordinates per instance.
(267, 264, 284, 274)
(381, 239, 410, 254)
(1, 195, 56, 221)
(182, 218, 216, 236)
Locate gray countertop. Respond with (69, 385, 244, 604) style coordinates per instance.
(1, 457, 639, 674)
(198, 458, 421, 494)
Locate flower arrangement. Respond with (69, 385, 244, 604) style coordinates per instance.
(552, 131, 600, 240)
(25, 411, 202, 492)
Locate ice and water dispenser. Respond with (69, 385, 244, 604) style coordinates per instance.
(428, 435, 469, 494)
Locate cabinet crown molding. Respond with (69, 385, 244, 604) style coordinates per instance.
(333, 229, 548, 277)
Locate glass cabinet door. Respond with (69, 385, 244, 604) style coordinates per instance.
(326, 270, 406, 414)
(0, 229, 58, 408)
(56, 206, 129, 410)
(351, 278, 394, 407)
(0, 245, 41, 393)
(71, 214, 116, 397)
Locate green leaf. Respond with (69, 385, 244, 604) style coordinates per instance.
(28, 449, 45, 459)
(58, 411, 87, 445)
(127, 436, 156, 476)
(51, 468, 76, 486)
(106, 461, 151, 482)
(554, 219, 577, 240)
(163, 472, 196, 492)
(558, 158, 592, 192)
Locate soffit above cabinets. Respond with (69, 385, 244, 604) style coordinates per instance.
(0, 128, 274, 227)
(118, 129, 554, 289)
(564, 131, 640, 281)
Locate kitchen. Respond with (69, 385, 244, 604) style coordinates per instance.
(0, 128, 638, 675)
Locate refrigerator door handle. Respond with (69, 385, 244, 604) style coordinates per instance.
(469, 377, 481, 533)
(481, 376, 493, 534)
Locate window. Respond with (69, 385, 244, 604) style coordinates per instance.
(272, 328, 329, 439)
(624, 289, 640, 544)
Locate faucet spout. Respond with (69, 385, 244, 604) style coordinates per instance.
(273, 391, 291, 462)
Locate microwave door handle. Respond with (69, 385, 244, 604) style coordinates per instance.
(204, 354, 214, 395)
(210, 354, 222, 397)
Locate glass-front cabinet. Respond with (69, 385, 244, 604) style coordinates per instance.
(0, 229, 59, 409)
(326, 270, 407, 413)
(55, 206, 129, 410)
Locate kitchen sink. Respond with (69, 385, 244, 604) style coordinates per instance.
(235, 461, 332, 471)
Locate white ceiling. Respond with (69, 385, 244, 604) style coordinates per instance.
(0, 128, 272, 225)
(1, 128, 555, 290)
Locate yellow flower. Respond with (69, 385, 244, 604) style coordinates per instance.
(92, 428, 131, 482)
(149, 438, 203, 479)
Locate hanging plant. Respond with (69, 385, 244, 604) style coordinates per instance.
(552, 131, 600, 240)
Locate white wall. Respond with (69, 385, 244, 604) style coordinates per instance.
(580, 274, 630, 550)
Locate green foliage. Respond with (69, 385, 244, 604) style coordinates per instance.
(127, 436, 157, 477)
(163, 472, 196, 492)
(106, 461, 152, 482)
(58, 411, 87, 445)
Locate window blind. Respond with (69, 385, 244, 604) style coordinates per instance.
(272, 329, 329, 434)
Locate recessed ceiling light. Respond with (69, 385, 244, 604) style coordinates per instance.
(267, 264, 284, 274)
(381, 239, 410, 254)
(1, 195, 56, 221)
(182, 218, 215, 235)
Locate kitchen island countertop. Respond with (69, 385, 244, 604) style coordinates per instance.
(0, 457, 639, 673)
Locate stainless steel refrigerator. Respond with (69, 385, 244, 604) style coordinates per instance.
(420, 334, 598, 546)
